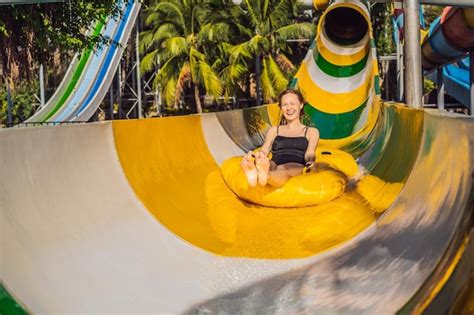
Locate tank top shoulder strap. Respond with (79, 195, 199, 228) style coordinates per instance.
(304, 126, 308, 137)
(277, 125, 279, 135)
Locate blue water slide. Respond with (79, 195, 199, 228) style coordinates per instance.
(46, 1, 140, 122)
(72, 1, 140, 121)
(433, 58, 471, 107)
(52, 1, 140, 122)
(50, 7, 123, 121)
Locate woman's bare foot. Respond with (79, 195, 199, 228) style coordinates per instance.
(256, 155, 270, 186)
(241, 153, 258, 187)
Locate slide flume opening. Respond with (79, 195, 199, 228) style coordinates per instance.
(324, 7, 368, 45)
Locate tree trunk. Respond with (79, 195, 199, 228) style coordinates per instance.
(194, 83, 202, 113)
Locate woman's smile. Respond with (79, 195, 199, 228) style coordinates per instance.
(280, 93, 303, 122)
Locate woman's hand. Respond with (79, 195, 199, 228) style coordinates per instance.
(304, 161, 316, 173)
(244, 151, 256, 161)
(244, 150, 268, 162)
(255, 151, 268, 160)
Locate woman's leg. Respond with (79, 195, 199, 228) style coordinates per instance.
(267, 163, 304, 187)
(240, 152, 258, 187)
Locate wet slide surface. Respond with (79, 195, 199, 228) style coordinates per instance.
(1, 104, 472, 313)
(183, 106, 473, 314)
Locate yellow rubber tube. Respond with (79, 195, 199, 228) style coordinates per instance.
(221, 157, 347, 207)
(221, 148, 360, 208)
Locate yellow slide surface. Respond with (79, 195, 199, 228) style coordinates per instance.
(113, 116, 375, 259)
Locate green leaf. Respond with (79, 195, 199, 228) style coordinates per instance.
(141, 49, 160, 73)
(266, 54, 288, 93)
(275, 23, 315, 41)
(261, 58, 276, 102)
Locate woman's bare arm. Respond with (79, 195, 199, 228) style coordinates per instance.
(259, 126, 278, 156)
(304, 127, 320, 164)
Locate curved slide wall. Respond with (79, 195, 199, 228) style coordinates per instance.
(1, 104, 472, 313)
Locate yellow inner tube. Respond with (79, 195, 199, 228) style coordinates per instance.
(221, 148, 359, 207)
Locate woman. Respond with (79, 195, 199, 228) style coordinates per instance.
(241, 89, 320, 187)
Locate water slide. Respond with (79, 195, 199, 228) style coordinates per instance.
(428, 56, 472, 107)
(422, 7, 474, 107)
(25, 0, 140, 123)
(1, 0, 473, 313)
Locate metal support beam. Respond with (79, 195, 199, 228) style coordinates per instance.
(0, 0, 64, 5)
(39, 64, 45, 108)
(384, 61, 390, 100)
(403, 0, 423, 108)
(470, 49, 474, 116)
(396, 35, 404, 102)
(118, 62, 123, 119)
(135, 20, 143, 119)
(437, 67, 445, 110)
(6, 83, 13, 127)
(108, 72, 115, 120)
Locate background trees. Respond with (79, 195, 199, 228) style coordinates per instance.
(0, 1, 121, 86)
(1, 0, 428, 121)
(140, 0, 315, 112)
(0, 0, 121, 125)
(221, 0, 314, 103)
(140, 0, 222, 113)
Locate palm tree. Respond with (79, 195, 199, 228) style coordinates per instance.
(197, 0, 251, 104)
(140, 0, 222, 113)
(203, 0, 315, 103)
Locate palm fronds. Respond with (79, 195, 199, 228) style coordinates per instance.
(141, 0, 314, 110)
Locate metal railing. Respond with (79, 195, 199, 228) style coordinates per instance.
(5, 121, 87, 128)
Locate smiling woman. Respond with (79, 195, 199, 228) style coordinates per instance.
(240, 88, 320, 187)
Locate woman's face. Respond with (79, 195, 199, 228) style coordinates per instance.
(280, 93, 303, 122)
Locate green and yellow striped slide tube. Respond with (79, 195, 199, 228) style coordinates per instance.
(293, 0, 380, 148)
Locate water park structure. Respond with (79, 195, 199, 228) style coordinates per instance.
(1, 0, 473, 314)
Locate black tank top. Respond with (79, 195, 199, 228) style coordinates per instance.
(271, 126, 309, 165)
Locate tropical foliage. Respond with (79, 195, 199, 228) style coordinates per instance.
(0, 81, 38, 126)
(372, 3, 395, 57)
(140, 0, 223, 113)
(0, 1, 121, 88)
(140, 0, 315, 112)
(214, 0, 315, 103)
